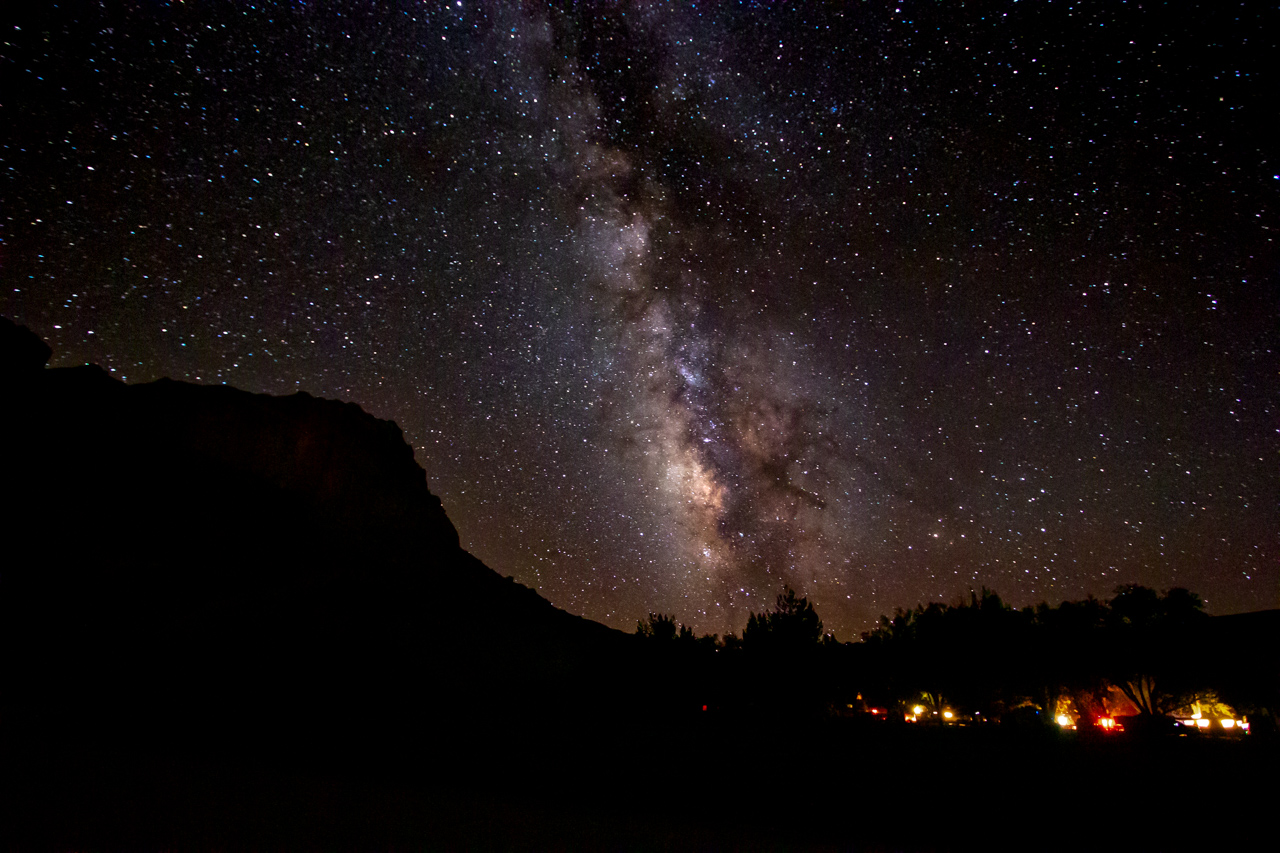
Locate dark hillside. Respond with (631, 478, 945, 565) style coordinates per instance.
(0, 317, 634, 771)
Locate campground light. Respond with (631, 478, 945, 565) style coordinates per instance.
(1056, 715, 1071, 727)
(913, 705, 926, 716)
(1196, 718, 1210, 728)
(1221, 719, 1235, 729)
(943, 710, 954, 720)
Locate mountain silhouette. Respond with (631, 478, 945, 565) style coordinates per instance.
(0, 316, 635, 771)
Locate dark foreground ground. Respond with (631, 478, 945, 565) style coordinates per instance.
(4, 711, 1275, 853)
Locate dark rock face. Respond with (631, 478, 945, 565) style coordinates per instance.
(0, 318, 632, 768)
(127, 377, 460, 552)
(0, 316, 52, 378)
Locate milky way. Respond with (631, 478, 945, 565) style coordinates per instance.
(4, 2, 1275, 637)
(527, 7, 866, 628)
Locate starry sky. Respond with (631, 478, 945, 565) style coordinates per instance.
(4, 1, 1275, 638)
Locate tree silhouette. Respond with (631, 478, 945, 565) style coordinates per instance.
(742, 586, 823, 653)
(1107, 584, 1210, 716)
(636, 612, 679, 641)
(1031, 595, 1111, 724)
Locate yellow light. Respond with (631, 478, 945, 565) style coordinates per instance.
(1221, 719, 1235, 729)
(1056, 715, 1071, 727)
(913, 705, 926, 716)
(1191, 711, 1202, 719)
(943, 711, 954, 720)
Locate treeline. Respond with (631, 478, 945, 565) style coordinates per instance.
(633, 585, 1277, 731)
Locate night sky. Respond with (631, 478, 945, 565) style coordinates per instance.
(4, 1, 1275, 639)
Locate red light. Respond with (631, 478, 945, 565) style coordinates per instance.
(701, 704, 708, 712)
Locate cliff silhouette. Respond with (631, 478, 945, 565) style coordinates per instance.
(0, 317, 633, 770)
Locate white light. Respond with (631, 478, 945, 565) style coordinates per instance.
(1056, 715, 1071, 727)
(1221, 719, 1235, 729)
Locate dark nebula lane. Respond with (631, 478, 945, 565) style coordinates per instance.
(3, 1, 1275, 638)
